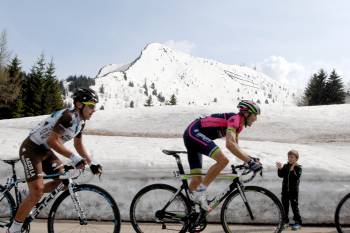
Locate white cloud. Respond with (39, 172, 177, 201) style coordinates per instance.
(164, 40, 196, 54)
(255, 56, 309, 89)
(255, 56, 350, 91)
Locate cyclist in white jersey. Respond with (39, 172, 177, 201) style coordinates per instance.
(7, 88, 102, 233)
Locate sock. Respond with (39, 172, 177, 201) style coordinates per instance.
(196, 183, 207, 192)
(9, 220, 23, 232)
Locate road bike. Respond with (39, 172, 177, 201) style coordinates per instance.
(129, 150, 285, 233)
(0, 158, 121, 233)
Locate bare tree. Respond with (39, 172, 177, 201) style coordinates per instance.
(0, 30, 11, 70)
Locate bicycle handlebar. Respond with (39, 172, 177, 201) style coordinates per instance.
(231, 162, 263, 183)
(44, 164, 85, 180)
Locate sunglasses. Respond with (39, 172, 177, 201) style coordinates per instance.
(82, 101, 97, 110)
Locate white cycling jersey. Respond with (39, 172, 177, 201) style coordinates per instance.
(29, 108, 85, 148)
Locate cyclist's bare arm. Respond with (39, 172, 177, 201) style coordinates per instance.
(47, 131, 75, 159)
(74, 136, 92, 164)
(225, 128, 250, 162)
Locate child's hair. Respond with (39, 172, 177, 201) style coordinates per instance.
(288, 149, 299, 160)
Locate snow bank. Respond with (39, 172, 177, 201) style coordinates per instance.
(1, 104, 350, 223)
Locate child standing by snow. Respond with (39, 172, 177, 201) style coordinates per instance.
(276, 149, 302, 230)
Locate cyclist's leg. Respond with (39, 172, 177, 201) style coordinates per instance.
(184, 125, 203, 192)
(14, 138, 48, 222)
(42, 151, 65, 193)
(184, 123, 228, 190)
(202, 149, 229, 187)
(15, 178, 45, 221)
(188, 151, 203, 192)
(189, 131, 229, 188)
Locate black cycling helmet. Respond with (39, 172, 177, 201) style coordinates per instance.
(72, 88, 99, 104)
(237, 100, 261, 115)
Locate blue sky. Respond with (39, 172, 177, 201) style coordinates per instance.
(1, 0, 350, 88)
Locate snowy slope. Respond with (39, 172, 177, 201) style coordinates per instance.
(2, 104, 349, 144)
(91, 43, 296, 109)
(1, 104, 350, 223)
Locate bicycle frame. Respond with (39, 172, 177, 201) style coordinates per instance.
(0, 160, 87, 229)
(168, 152, 254, 219)
(1, 161, 26, 207)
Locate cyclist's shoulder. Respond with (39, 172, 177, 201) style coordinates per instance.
(53, 108, 79, 126)
(209, 112, 237, 119)
(227, 113, 242, 125)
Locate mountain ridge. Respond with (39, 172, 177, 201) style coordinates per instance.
(88, 43, 296, 109)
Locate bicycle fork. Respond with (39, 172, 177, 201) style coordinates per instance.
(68, 180, 87, 225)
(237, 183, 255, 220)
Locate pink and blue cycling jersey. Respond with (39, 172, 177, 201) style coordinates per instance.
(183, 112, 244, 172)
(199, 112, 244, 139)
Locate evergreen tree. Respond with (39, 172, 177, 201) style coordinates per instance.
(152, 89, 157, 96)
(99, 84, 105, 94)
(7, 56, 24, 117)
(130, 100, 134, 108)
(304, 69, 328, 105)
(157, 92, 165, 102)
(60, 80, 66, 96)
(42, 59, 64, 114)
(144, 95, 153, 107)
(325, 69, 345, 104)
(169, 94, 177, 105)
(24, 54, 46, 116)
(143, 80, 148, 96)
(67, 75, 95, 92)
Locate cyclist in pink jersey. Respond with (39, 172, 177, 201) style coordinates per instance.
(183, 100, 261, 210)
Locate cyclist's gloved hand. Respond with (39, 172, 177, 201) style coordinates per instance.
(69, 154, 86, 169)
(247, 157, 262, 172)
(90, 162, 103, 176)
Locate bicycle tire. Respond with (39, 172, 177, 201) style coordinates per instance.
(130, 183, 190, 233)
(221, 186, 284, 233)
(335, 192, 350, 233)
(47, 184, 120, 233)
(0, 185, 16, 229)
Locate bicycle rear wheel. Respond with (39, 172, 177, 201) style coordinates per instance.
(130, 184, 190, 233)
(47, 184, 120, 233)
(0, 185, 16, 229)
(335, 193, 350, 233)
(221, 186, 284, 233)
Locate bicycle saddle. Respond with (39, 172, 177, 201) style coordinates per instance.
(162, 150, 187, 155)
(2, 159, 21, 165)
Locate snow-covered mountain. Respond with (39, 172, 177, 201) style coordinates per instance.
(91, 43, 296, 110)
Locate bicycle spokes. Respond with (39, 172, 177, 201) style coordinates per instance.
(222, 187, 284, 233)
(130, 184, 189, 233)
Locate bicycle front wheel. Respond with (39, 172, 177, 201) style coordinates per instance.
(130, 184, 190, 233)
(47, 184, 120, 233)
(0, 185, 16, 229)
(335, 193, 350, 233)
(221, 186, 284, 233)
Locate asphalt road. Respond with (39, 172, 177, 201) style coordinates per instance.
(0, 220, 338, 233)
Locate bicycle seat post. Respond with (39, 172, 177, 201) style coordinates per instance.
(173, 154, 185, 175)
(12, 163, 17, 178)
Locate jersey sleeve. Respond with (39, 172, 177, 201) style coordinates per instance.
(75, 123, 85, 138)
(227, 115, 241, 130)
(52, 110, 73, 135)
